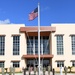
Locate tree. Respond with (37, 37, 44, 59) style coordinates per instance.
(68, 66, 72, 73)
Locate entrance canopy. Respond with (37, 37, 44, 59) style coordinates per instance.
(20, 26, 56, 36)
(22, 54, 54, 59)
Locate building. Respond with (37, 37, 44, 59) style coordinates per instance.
(0, 24, 75, 72)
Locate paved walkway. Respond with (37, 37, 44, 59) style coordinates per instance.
(55, 73, 75, 75)
(17, 72, 75, 75)
(26, 72, 75, 75)
(25, 71, 75, 75)
(1, 72, 75, 75)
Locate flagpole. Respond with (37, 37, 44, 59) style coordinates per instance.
(38, 3, 40, 75)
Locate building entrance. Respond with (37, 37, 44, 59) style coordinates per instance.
(27, 59, 50, 68)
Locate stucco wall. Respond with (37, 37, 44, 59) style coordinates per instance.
(52, 24, 75, 71)
(0, 24, 26, 72)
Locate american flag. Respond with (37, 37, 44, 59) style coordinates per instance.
(29, 7, 38, 20)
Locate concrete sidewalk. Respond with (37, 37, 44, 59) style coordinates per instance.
(25, 71, 75, 75)
(1, 72, 75, 75)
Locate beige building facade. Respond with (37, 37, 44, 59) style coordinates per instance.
(0, 24, 26, 72)
(0, 24, 75, 72)
(52, 24, 75, 71)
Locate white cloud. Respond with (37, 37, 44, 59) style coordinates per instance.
(0, 19, 11, 24)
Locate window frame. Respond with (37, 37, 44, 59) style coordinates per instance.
(12, 61, 20, 68)
(71, 35, 75, 55)
(13, 35, 20, 55)
(56, 61, 64, 67)
(0, 36, 5, 55)
(56, 35, 64, 55)
(0, 61, 4, 68)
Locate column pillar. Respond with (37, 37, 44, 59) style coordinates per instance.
(50, 32, 52, 68)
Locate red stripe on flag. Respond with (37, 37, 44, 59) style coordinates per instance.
(29, 12, 38, 20)
(29, 7, 38, 21)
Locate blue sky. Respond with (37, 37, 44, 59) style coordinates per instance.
(0, 0, 75, 26)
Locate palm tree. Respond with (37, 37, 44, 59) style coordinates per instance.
(68, 66, 72, 73)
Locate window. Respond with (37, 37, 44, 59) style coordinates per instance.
(57, 61, 64, 67)
(27, 36, 49, 55)
(43, 36, 49, 54)
(12, 61, 20, 68)
(56, 35, 64, 55)
(35, 36, 38, 54)
(0, 61, 4, 68)
(72, 61, 75, 67)
(27, 59, 50, 67)
(0, 36, 5, 55)
(27, 36, 33, 54)
(71, 35, 75, 55)
(13, 36, 20, 55)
